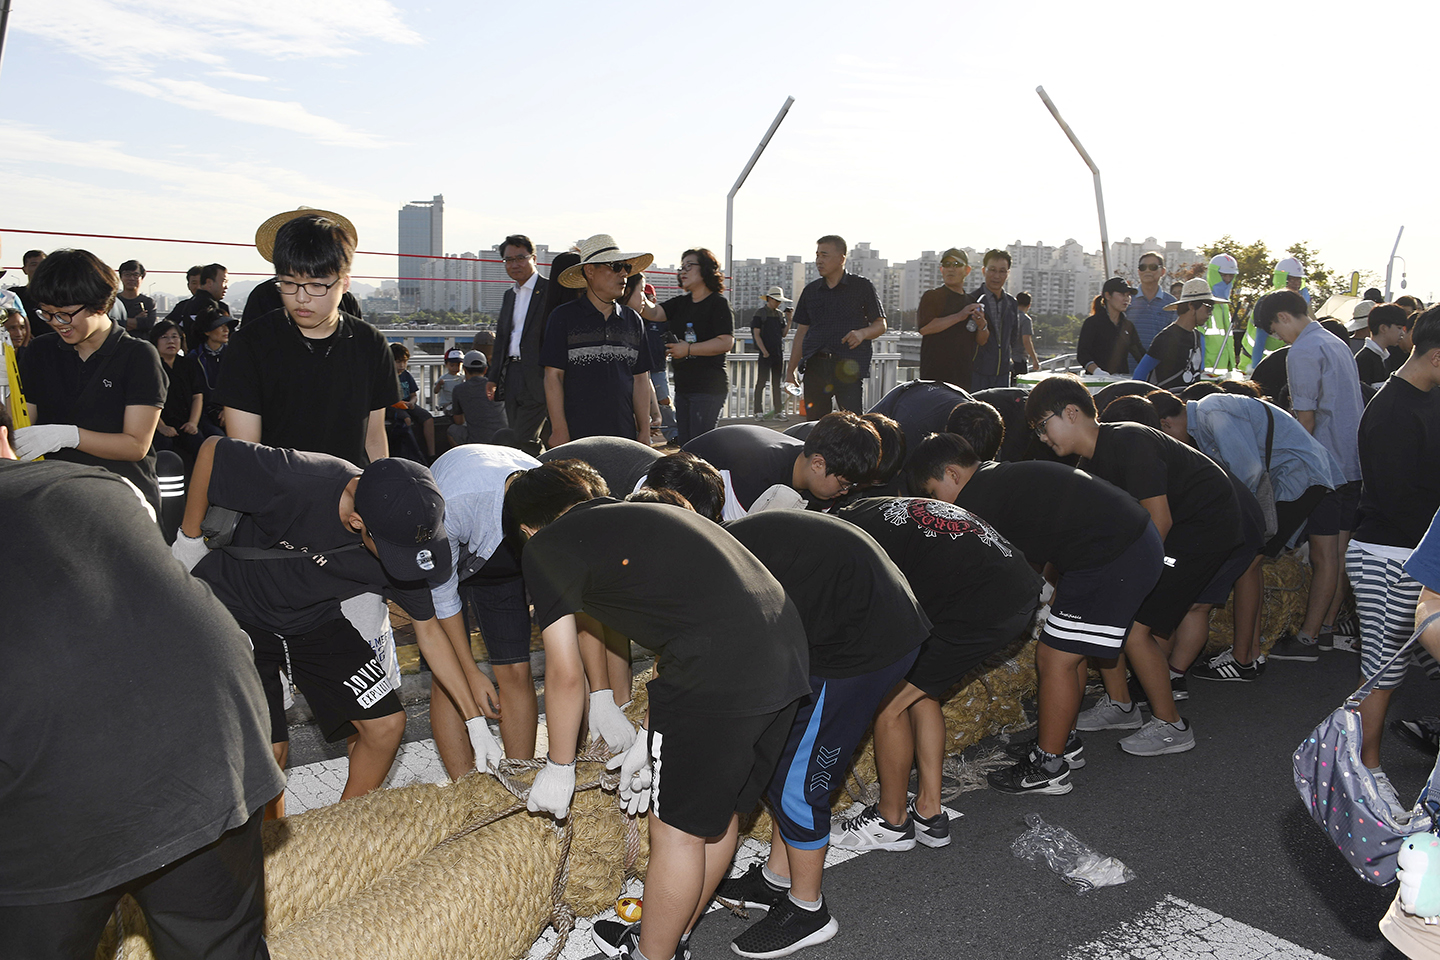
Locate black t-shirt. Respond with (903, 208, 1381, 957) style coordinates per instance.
(217, 308, 400, 467)
(18, 323, 166, 512)
(540, 435, 660, 497)
(751, 307, 787, 359)
(0, 460, 283, 906)
(1353, 376, 1440, 548)
(1093, 380, 1157, 416)
(727, 511, 931, 678)
(539, 298, 651, 440)
(1251, 346, 1290, 401)
(839, 497, 1041, 643)
(193, 440, 437, 635)
(451, 377, 508, 444)
(970, 387, 1056, 462)
(665, 293, 733, 395)
(1355, 345, 1390, 389)
(117, 293, 156, 336)
(159, 353, 204, 428)
(867, 380, 972, 457)
(1079, 422, 1242, 557)
(917, 285, 979, 388)
(683, 424, 804, 511)
(522, 499, 810, 717)
(953, 461, 1154, 571)
(167, 290, 227, 350)
(1076, 312, 1143, 375)
(1146, 322, 1205, 389)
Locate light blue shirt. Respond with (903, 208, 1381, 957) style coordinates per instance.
(1186, 394, 1346, 503)
(428, 444, 541, 619)
(1285, 321, 1364, 481)
(1405, 507, 1440, 592)
(1128, 289, 1177, 351)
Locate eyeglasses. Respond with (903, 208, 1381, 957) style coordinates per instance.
(940, 260, 965, 268)
(1032, 412, 1056, 438)
(678, 262, 699, 273)
(502, 255, 534, 264)
(37, 305, 89, 325)
(119, 271, 143, 280)
(276, 278, 342, 297)
(1138, 263, 1163, 271)
(835, 478, 854, 495)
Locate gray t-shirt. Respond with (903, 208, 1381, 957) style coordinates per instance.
(1285, 321, 1364, 481)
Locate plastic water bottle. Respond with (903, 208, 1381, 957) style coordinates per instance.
(684, 323, 697, 344)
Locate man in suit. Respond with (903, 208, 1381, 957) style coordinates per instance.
(489, 234, 549, 455)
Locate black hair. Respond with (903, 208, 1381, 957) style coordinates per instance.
(816, 235, 847, 257)
(147, 319, 182, 346)
(682, 247, 724, 294)
(505, 460, 610, 530)
(186, 265, 204, 279)
(1396, 295, 1425, 315)
(1016, 291, 1032, 308)
(1412, 306, 1440, 356)
(541, 252, 584, 321)
(390, 342, 409, 361)
(499, 234, 535, 256)
(22, 250, 45, 264)
(272, 214, 354, 279)
(1369, 303, 1410, 335)
(944, 400, 1004, 462)
(1219, 380, 1262, 398)
(1145, 389, 1185, 421)
(29, 249, 118, 314)
(1319, 319, 1349, 341)
(0, 398, 13, 436)
(626, 487, 694, 511)
(1024, 373, 1095, 422)
(117, 260, 145, 277)
(801, 411, 881, 482)
(982, 249, 1012, 268)
(1099, 394, 1160, 428)
(1180, 380, 1223, 401)
(860, 412, 905, 485)
(1253, 290, 1307, 333)
(200, 263, 227, 285)
(643, 452, 724, 523)
(903, 432, 979, 497)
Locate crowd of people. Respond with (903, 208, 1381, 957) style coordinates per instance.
(3, 214, 1440, 960)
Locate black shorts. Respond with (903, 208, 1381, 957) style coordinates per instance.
(240, 618, 403, 744)
(1042, 524, 1164, 657)
(1135, 545, 1235, 637)
(649, 700, 799, 838)
(458, 576, 531, 666)
(1303, 480, 1361, 538)
(907, 605, 1035, 698)
(1263, 485, 1329, 557)
(1196, 547, 1259, 606)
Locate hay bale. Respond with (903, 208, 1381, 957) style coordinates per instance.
(1206, 554, 1312, 656)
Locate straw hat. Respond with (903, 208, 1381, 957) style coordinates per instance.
(764, 285, 793, 303)
(255, 207, 358, 263)
(1164, 277, 1225, 310)
(557, 234, 654, 289)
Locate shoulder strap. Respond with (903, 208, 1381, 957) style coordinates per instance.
(1263, 403, 1275, 472)
(1348, 611, 1440, 706)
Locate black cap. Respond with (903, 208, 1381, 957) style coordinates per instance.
(353, 459, 451, 583)
(1103, 277, 1138, 296)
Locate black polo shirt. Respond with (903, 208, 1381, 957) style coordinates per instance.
(167, 290, 227, 350)
(117, 294, 156, 336)
(539, 297, 651, 441)
(217, 308, 399, 467)
(18, 323, 166, 512)
(792, 272, 885, 374)
(159, 353, 204, 429)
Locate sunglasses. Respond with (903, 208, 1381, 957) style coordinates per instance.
(1138, 263, 1163, 271)
(607, 261, 633, 276)
(941, 260, 966, 268)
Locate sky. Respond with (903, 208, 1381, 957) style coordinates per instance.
(1, 0, 1434, 302)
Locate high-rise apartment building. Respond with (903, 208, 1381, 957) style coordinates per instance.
(730, 256, 806, 323)
(398, 195, 443, 309)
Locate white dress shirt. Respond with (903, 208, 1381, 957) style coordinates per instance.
(507, 271, 539, 359)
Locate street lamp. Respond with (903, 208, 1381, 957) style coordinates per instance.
(1384, 226, 1405, 300)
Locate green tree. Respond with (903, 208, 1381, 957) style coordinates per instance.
(1284, 241, 1335, 299)
(1200, 236, 1271, 301)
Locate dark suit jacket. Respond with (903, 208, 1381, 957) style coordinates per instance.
(490, 274, 548, 402)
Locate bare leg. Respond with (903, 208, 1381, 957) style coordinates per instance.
(1098, 650, 1131, 705)
(339, 711, 405, 801)
(1167, 604, 1213, 673)
(1324, 530, 1354, 630)
(873, 682, 927, 826)
(1359, 688, 1395, 769)
(639, 814, 708, 960)
(266, 742, 289, 819)
(421, 418, 435, 458)
(1125, 624, 1180, 724)
(910, 697, 947, 821)
(1304, 534, 1339, 638)
(1036, 644, 1086, 756)
(1233, 556, 1264, 664)
(430, 683, 473, 780)
(493, 661, 538, 759)
(602, 624, 633, 707)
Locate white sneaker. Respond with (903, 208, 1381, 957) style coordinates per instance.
(828, 804, 916, 851)
(1371, 769, 1412, 823)
(1075, 693, 1143, 731)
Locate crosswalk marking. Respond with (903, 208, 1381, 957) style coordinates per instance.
(1063, 895, 1336, 960)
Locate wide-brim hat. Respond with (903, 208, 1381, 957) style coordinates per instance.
(764, 285, 792, 303)
(1165, 277, 1226, 310)
(558, 234, 654, 289)
(1346, 300, 1376, 333)
(255, 207, 358, 263)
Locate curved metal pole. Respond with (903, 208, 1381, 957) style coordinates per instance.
(1036, 86, 1110, 277)
(1384, 225, 1404, 300)
(725, 96, 795, 291)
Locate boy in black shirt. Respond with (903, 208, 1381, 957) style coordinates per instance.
(681, 411, 880, 518)
(718, 510, 931, 957)
(1133, 278, 1219, 390)
(1356, 303, 1410, 393)
(171, 437, 498, 815)
(1026, 374, 1243, 756)
(865, 379, 972, 456)
(506, 461, 809, 960)
(906, 431, 1164, 792)
(833, 497, 1040, 847)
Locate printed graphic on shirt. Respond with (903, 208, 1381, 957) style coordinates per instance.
(881, 497, 1014, 556)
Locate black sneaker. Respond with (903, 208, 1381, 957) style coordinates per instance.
(987, 753, 1073, 796)
(593, 921, 693, 960)
(909, 798, 951, 848)
(1003, 732, 1086, 769)
(731, 896, 839, 958)
(1170, 673, 1189, 701)
(1126, 673, 1151, 711)
(1190, 648, 1260, 682)
(1268, 634, 1319, 662)
(715, 863, 787, 910)
(1394, 717, 1440, 755)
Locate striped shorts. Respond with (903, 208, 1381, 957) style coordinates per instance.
(1346, 543, 1434, 690)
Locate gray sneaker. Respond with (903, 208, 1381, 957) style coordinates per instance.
(1074, 694, 1143, 732)
(1119, 717, 1196, 756)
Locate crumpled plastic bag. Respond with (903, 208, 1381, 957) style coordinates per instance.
(1011, 813, 1136, 893)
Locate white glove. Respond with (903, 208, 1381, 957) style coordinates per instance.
(527, 759, 576, 819)
(13, 423, 79, 461)
(171, 532, 209, 573)
(606, 732, 652, 817)
(466, 715, 503, 775)
(589, 690, 638, 753)
(1039, 580, 1055, 606)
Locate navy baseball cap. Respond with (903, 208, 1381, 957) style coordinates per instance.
(354, 459, 450, 583)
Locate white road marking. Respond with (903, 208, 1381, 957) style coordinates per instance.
(1063, 895, 1337, 960)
